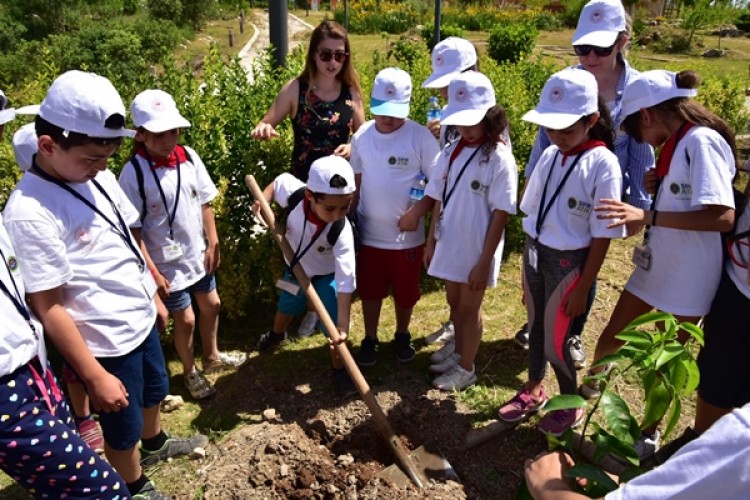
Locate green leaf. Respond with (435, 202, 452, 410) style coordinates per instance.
(684, 358, 701, 394)
(515, 478, 534, 500)
(679, 321, 705, 346)
(594, 429, 640, 466)
(593, 353, 628, 368)
(600, 391, 637, 443)
(667, 357, 688, 393)
(663, 397, 681, 439)
(566, 463, 619, 493)
(615, 329, 653, 346)
(544, 394, 587, 412)
(624, 311, 675, 329)
(642, 379, 670, 429)
(655, 343, 685, 369)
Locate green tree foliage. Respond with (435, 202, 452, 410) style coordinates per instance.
(487, 23, 539, 64)
(420, 24, 465, 51)
(681, 0, 738, 46)
(3, 0, 80, 40)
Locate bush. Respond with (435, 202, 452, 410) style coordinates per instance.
(334, 0, 430, 34)
(420, 24, 465, 51)
(487, 23, 538, 64)
(735, 11, 750, 32)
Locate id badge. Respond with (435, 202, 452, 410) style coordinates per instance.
(434, 215, 442, 241)
(162, 241, 183, 262)
(528, 244, 538, 273)
(142, 270, 158, 298)
(632, 244, 652, 271)
(276, 278, 301, 296)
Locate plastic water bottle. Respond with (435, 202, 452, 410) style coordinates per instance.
(409, 174, 426, 205)
(426, 96, 441, 124)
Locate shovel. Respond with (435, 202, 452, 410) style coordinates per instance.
(246, 174, 457, 488)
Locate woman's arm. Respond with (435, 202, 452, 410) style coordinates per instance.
(251, 78, 299, 140)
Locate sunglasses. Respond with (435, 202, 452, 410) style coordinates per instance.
(317, 49, 349, 63)
(574, 43, 616, 57)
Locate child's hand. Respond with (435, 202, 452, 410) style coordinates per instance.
(468, 261, 490, 291)
(423, 241, 435, 269)
(328, 330, 348, 350)
(644, 169, 659, 195)
(154, 272, 170, 299)
(205, 242, 221, 274)
(89, 371, 130, 414)
(398, 210, 419, 232)
(155, 296, 169, 333)
(427, 119, 440, 140)
(251, 122, 280, 140)
(563, 284, 587, 318)
(595, 198, 643, 229)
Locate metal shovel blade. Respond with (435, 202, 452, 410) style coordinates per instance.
(377, 442, 459, 488)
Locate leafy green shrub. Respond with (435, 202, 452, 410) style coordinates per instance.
(388, 36, 428, 68)
(147, 0, 183, 22)
(650, 30, 693, 54)
(420, 24, 465, 51)
(334, 0, 430, 34)
(123, 0, 139, 15)
(736, 11, 750, 32)
(488, 23, 538, 64)
(697, 74, 749, 136)
(561, 0, 588, 29)
(534, 11, 564, 31)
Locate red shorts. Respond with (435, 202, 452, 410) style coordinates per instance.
(357, 244, 422, 308)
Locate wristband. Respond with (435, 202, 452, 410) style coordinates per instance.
(149, 267, 159, 279)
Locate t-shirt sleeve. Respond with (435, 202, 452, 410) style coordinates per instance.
(349, 129, 363, 174)
(590, 152, 626, 239)
(488, 147, 518, 215)
(186, 146, 219, 205)
(332, 221, 356, 293)
(425, 150, 448, 202)
(5, 218, 73, 293)
(686, 133, 736, 209)
(274, 173, 306, 208)
(118, 159, 144, 220)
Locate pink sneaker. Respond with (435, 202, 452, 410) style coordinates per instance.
(78, 418, 105, 454)
(497, 387, 548, 423)
(539, 408, 586, 436)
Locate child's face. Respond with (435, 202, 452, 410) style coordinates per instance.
(137, 128, 180, 159)
(456, 122, 486, 143)
(373, 115, 406, 134)
(307, 192, 353, 224)
(37, 138, 119, 183)
(545, 114, 597, 153)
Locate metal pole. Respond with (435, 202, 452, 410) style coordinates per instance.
(433, 0, 441, 48)
(344, 0, 349, 32)
(269, 0, 288, 68)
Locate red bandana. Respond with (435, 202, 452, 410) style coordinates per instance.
(449, 138, 485, 163)
(303, 197, 326, 230)
(655, 122, 694, 177)
(560, 140, 606, 166)
(138, 146, 187, 169)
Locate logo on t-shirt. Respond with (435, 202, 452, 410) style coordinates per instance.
(388, 156, 409, 167)
(669, 182, 692, 200)
(470, 180, 488, 194)
(6, 255, 18, 272)
(567, 196, 591, 216)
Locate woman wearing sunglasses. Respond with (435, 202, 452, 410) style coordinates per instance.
(251, 20, 365, 182)
(514, 0, 654, 369)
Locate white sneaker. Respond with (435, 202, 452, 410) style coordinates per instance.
(567, 335, 586, 369)
(298, 311, 319, 338)
(430, 338, 455, 363)
(429, 352, 460, 374)
(432, 364, 476, 391)
(425, 321, 455, 345)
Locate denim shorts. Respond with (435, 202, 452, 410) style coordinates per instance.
(162, 273, 217, 312)
(96, 325, 169, 450)
(277, 271, 337, 336)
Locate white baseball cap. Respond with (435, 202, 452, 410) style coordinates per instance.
(0, 90, 15, 126)
(572, 0, 626, 47)
(307, 155, 356, 195)
(13, 122, 38, 172)
(370, 67, 412, 119)
(422, 37, 477, 89)
(131, 89, 191, 133)
(440, 71, 496, 127)
(38, 70, 135, 139)
(620, 70, 698, 119)
(522, 67, 599, 130)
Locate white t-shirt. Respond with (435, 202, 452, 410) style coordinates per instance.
(119, 146, 218, 292)
(350, 119, 439, 249)
(3, 169, 157, 358)
(425, 141, 518, 287)
(520, 145, 625, 249)
(606, 403, 750, 500)
(727, 202, 750, 299)
(0, 216, 46, 376)
(274, 173, 356, 293)
(626, 127, 736, 316)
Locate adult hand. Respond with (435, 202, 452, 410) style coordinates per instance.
(251, 122, 280, 140)
(333, 143, 351, 159)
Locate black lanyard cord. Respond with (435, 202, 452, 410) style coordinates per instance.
(31, 164, 145, 271)
(143, 150, 182, 241)
(287, 201, 326, 273)
(534, 150, 586, 241)
(441, 145, 483, 210)
(0, 247, 38, 337)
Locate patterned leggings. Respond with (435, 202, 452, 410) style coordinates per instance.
(0, 358, 127, 499)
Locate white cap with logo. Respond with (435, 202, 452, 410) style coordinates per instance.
(307, 155, 356, 195)
(620, 70, 698, 119)
(38, 70, 135, 138)
(13, 122, 37, 172)
(370, 67, 412, 119)
(131, 89, 191, 133)
(522, 67, 599, 130)
(440, 71, 496, 127)
(422, 37, 477, 89)
(572, 0, 626, 47)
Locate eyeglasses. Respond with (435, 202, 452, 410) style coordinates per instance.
(574, 43, 616, 57)
(317, 49, 348, 63)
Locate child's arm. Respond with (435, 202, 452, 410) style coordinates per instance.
(252, 181, 277, 226)
(27, 288, 130, 413)
(563, 238, 610, 318)
(399, 197, 435, 232)
(468, 209, 508, 291)
(331, 291, 353, 347)
(596, 200, 734, 233)
(424, 198, 441, 270)
(130, 227, 170, 298)
(202, 202, 221, 275)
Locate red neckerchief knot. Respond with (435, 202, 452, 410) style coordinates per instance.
(655, 122, 694, 177)
(139, 146, 187, 170)
(449, 137, 485, 163)
(560, 140, 607, 166)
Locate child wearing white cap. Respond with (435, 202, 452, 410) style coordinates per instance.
(0, 87, 128, 498)
(348, 67, 439, 367)
(119, 89, 245, 402)
(253, 155, 358, 397)
(497, 68, 624, 435)
(3, 71, 207, 499)
(586, 70, 737, 456)
(423, 71, 518, 391)
(516, 0, 655, 362)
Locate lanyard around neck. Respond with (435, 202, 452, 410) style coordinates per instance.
(31, 163, 145, 272)
(0, 246, 38, 338)
(534, 150, 586, 241)
(288, 200, 326, 273)
(143, 150, 182, 241)
(441, 143, 483, 210)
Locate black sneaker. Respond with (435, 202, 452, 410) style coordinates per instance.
(358, 336, 379, 367)
(394, 332, 416, 362)
(132, 480, 170, 499)
(642, 427, 699, 469)
(514, 323, 529, 350)
(254, 330, 287, 352)
(140, 432, 209, 467)
(332, 368, 358, 398)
